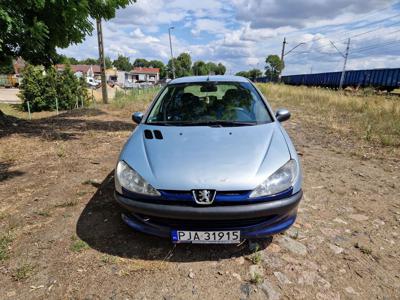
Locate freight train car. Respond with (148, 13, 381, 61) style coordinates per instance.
(253, 76, 271, 83)
(281, 68, 400, 91)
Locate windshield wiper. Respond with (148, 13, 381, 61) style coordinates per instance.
(146, 122, 175, 126)
(147, 121, 257, 127)
(183, 120, 257, 127)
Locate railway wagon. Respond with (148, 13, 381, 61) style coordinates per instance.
(281, 68, 400, 91)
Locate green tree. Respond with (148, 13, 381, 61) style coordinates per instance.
(168, 53, 193, 78)
(206, 62, 217, 75)
(104, 56, 113, 69)
(148, 60, 166, 78)
(0, 57, 14, 74)
(113, 55, 132, 71)
(167, 58, 181, 78)
(192, 61, 226, 76)
(56, 54, 79, 65)
(133, 58, 149, 68)
(176, 53, 192, 76)
(79, 58, 99, 65)
(19, 65, 88, 112)
(235, 71, 250, 78)
(0, 1, 135, 66)
(248, 68, 263, 81)
(216, 63, 226, 75)
(265, 54, 284, 81)
(192, 61, 208, 76)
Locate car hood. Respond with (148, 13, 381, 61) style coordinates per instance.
(120, 123, 291, 191)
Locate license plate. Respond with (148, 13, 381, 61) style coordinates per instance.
(171, 230, 240, 244)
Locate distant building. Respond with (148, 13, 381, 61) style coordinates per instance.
(131, 67, 160, 83)
(55, 64, 101, 79)
(12, 57, 26, 75)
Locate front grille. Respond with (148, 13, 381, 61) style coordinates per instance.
(121, 187, 293, 206)
(136, 214, 278, 229)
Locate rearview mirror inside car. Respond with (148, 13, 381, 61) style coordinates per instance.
(200, 84, 218, 93)
(275, 109, 291, 122)
(132, 112, 144, 124)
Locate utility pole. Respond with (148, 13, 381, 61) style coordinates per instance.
(168, 26, 176, 79)
(96, 18, 108, 104)
(339, 38, 351, 90)
(279, 37, 287, 82)
(277, 38, 305, 82)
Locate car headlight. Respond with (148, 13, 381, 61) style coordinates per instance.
(115, 161, 160, 196)
(250, 159, 298, 198)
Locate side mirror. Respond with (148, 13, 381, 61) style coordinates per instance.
(275, 109, 291, 122)
(132, 112, 143, 124)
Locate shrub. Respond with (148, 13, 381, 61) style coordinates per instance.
(19, 65, 88, 112)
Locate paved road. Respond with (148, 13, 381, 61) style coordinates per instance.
(0, 88, 20, 104)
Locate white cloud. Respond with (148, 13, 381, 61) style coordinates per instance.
(232, 0, 394, 29)
(60, 0, 400, 75)
(191, 19, 228, 36)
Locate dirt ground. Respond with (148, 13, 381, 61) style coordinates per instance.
(0, 96, 399, 299)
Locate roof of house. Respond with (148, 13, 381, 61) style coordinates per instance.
(56, 64, 101, 73)
(13, 57, 26, 74)
(131, 67, 160, 74)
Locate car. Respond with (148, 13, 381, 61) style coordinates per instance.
(114, 75, 303, 244)
(86, 77, 100, 88)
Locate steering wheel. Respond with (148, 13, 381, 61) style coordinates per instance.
(224, 107, 253, 121)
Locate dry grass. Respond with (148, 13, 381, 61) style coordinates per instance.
(0, 103, 57, 120)
(2, 83, 398, 148)
(258, 83, 400, 147)
(111, 88, 160, 112)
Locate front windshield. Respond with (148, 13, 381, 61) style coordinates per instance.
(146, 81, 272, 126)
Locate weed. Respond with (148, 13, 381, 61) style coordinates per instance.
(56, 145, 66, 158)
(250, 252, 262, 265)
(76, 190, 87, 197)
(0, 234, 13, 261)
(70, 236, 89, 252)
(0, 211, 8, 220)
(55, 200, 78, 208)
(111, 87, 159, 111)
(250, 245, 262, 265)
(355, 242, 372, 255)
(82, 179, 100, 187)
(13, 263, 35, 281)
(365, 124, 372, 142)
(250, 272, 263, 285)
(35, 211, 51, 217)
(101, 254, 117, 264)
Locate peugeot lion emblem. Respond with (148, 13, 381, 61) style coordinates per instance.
(192, 189, 216, 205)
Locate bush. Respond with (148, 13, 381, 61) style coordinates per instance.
(19, 65, 88, 112)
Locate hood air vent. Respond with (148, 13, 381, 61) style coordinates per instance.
(154, 130, 163, 140)
(144, 130, 153, 139)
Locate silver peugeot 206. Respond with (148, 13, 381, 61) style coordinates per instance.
(115, 75, 302, 244)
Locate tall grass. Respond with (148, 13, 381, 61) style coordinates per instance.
(111, 87, 160, 112)
(257, 83, 400, 147)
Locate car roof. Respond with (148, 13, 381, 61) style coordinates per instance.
(168, 75, 250, 85)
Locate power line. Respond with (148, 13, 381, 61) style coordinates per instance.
(348, 20, 400, 39)
(352, 39, 400, 53)
(290, 2, 397, 40)
(302, 12, 400, 53)
(289, 24, 400, 57)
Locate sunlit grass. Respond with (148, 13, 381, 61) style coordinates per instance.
(257, 83, 400, 147)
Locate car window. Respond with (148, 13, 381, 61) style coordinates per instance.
(146, 81, 272, 126)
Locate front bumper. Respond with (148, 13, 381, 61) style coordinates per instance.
(115, 190, 302, 220)
(115, 190, 302, 239)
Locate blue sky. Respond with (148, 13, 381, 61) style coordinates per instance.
(61, 0, 400, 75)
